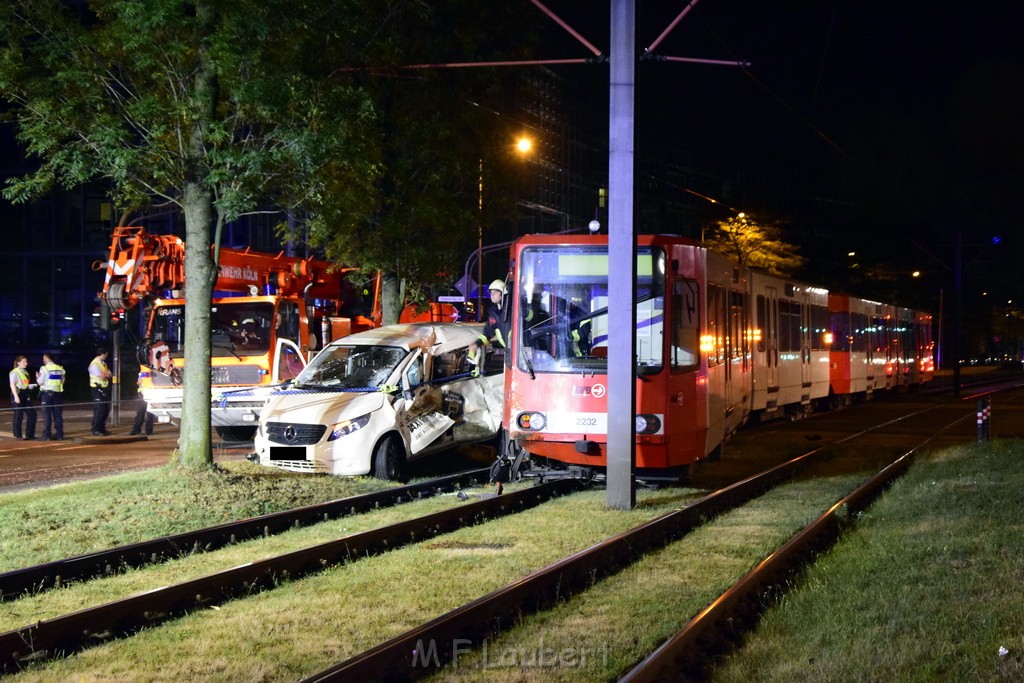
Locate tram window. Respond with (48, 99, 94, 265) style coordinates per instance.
(851, 313, 868, 352)
(830, 311, 851, 352)
(516, 245, 663, 374)
(671, 279, 699, 371)
(788, 302, 803, 352)
(778, 301, 793, 352)
(811, 305, 829, 351)
(706, 284, 725, 366)
(871, 316, 887, 355)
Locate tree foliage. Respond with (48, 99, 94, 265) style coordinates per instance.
(1, 0, 539, 466)
(0, 0, 377, 467)
(702, 213, 806, 277)
(288, 2, 535, 322)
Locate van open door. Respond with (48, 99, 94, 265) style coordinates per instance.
(272, 338, 306, 383)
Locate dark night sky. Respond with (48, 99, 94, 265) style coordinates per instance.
(533, 1, 1024, 307)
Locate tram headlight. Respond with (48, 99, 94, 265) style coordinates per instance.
(634, 414, 662, 435)
(517, 411, 546, 431)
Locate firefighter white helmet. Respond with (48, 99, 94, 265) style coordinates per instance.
(488, 279, 507, 295)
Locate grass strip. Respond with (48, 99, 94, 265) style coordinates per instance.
(424, 473, 863, 681)
(0, 461, 396, 572)
(712, 440, 1024, 681)
(4, 488, 706, 681)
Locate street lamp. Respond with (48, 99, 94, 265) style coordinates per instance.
(476, 135, 534, 320)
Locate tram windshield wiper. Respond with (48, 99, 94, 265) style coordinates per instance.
(519, 345, 535, 380)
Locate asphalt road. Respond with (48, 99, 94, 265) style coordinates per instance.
(0, 407, 250, 494)
(2, 369, 1022, 495)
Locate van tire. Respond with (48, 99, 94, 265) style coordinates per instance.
(373, 435, 405, 481)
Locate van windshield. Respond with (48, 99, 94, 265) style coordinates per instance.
(295, 345, 408, 390)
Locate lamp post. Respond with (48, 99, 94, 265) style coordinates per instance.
(476, 136, 534, 321)
(477, 158, 484, 321)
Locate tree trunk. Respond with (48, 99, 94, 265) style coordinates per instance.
(380, 271, 404, 325)
(177, 184, 215, 468)
(176, 0, 217, 468)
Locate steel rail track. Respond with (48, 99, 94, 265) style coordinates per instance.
(300, 446, 828, 682)
(0, 477, 580, 673)
(0, 468, 490, 601)
(301, 398, 977, 681)
(620, 409, 974, 682)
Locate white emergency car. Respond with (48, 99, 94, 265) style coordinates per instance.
(252, 322, 504, 479)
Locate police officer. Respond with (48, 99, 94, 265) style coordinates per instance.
(38, 352, 65, 441)
(89, 347, 113, 436)
(8, 355, 37, 440)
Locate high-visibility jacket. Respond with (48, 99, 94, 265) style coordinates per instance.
(89, 357, 111, 388)
(39, 362, 65, 392)
(10, 367, 30, 391)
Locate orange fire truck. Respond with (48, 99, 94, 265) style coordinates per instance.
(100, 225, 452, 439)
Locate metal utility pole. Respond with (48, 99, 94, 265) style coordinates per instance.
(953, 229, 962, 397)
(606, 0, 637, 510)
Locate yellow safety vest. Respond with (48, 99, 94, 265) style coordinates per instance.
(89, 357, 111, 388)
(10, 368, 30, 391)
(40, 363, 65, 392)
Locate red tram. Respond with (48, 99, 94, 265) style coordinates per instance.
(501, 234, 934, 480)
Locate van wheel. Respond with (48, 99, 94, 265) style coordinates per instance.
(373, 435, 405, 481)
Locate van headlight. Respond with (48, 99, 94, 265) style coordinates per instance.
(327, 413, 372, 441)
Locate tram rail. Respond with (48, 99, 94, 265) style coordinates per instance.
(0, 385, 1010, 678)
(301, 401, 979, 681)
(0, 468, 492, 601)
(0, 476, 580, 672)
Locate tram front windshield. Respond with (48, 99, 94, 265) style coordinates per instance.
(516, 245, 665, 374)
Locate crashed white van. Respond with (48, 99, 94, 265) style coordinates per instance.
(252, 322, 504, 479)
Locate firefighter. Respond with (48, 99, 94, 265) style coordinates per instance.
(89, 347, 113, 436)
(38, 352, 66, 441)
(469, 279, 509, 374)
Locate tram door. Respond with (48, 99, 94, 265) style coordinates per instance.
(800, 295, 812, 390)
(761, 287, 779, 390)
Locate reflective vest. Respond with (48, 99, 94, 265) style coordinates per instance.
(89, 357, 111, 388)
(10, 367, 30, 391)
(40, 362, 65, 392)
(571, 319, 593, 357)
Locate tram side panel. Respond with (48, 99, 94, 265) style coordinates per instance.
(661, 242, 714, 467)
(702, 250, 752, 454)
(829, 293, 875, 400)
(749, 271, 830, 418)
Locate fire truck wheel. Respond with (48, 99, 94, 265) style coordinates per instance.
(372, 434, 405, 481)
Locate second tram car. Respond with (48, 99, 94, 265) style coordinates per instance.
(502, 233, 934, 480)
